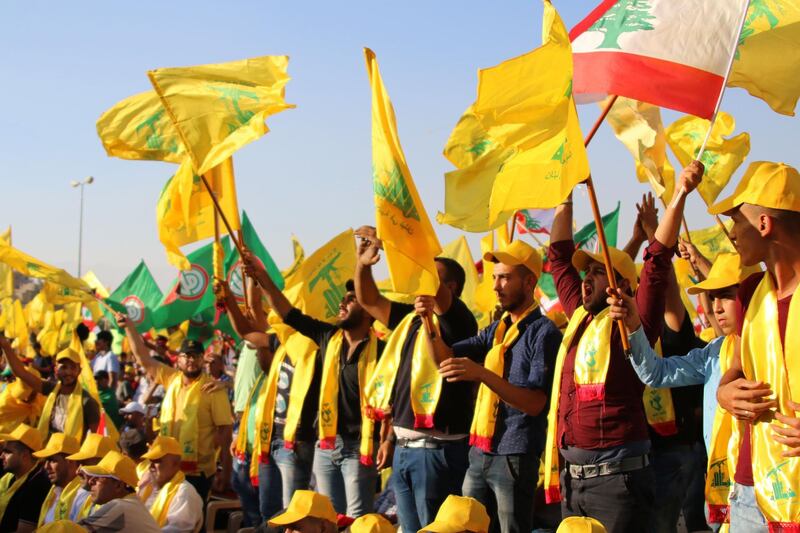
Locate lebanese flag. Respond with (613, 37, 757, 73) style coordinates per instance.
(515, 209, 555, 235)
(570, 0, 749, 118)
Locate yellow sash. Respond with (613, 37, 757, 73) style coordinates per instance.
(37, 382, 84, 442)
(38, 475, 82, 527)
(234, 372, 269, 485)
(741, 274, 800, 526)
(0, 366, 45, 433)
(148, 470, 186, 527)
(469, 304, 537, 452)
(706, 335, 736, 526)
(159, 374, 205, 472)
(642, 341, 678, 437)
(365, 313, 441, 428)
(0, 462, 40, 522)
(76, 492, 95, 520)
(318, 329, 379, 465)
(137, 459, 153, 502)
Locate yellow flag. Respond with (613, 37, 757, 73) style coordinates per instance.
(666, 112, 750, 206)
(24, 293, 52, 331)
(0, 228, 12, 301)
(437, 1, 589, 232)
(4, 299, 28, 352)
(281, 235, 306, 285)
(0, 243, 92, 294)
(284, 229, 357, 324)
(474, 232, 498, 328)
(375, 278, 415, 305)
(82, 271, 110, 299)
(605, 98, 676, 203)
(689, 220, 736, 262)
(37, 308, 63, 356)
(96, 91, 185, 163)
(365, 48, 442, 296)
(40, 281, 96, 305)
(156, 158, 241, 270)
(441, 237, 483, 324)
(729, 1, 800, 116)
(148, 55, 295, 175)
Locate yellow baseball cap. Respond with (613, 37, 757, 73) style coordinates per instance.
(350, 514, 395, 533)
(268, 490, 338, 527)
(66, 433, 117, 462)
(0, 423, 43, 452)
(80, 450, 139, 488)
(141, 435, 182, 461)
(687, 253, 761, 295)
(36, 520, 89, 533)
(55, 348, 81, 365)
(708, 162, 800, 215)
(572, 247, 638, 291)
(484, 240, 543, 280)
(556, 516, 607, 533)
(419, 495, 490, 533)
(33, 433, 81, 459)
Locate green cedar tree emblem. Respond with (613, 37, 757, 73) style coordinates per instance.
(373, 163, 420, 221)
(737, 0, 782, 59)
(590, 0, 656, 49)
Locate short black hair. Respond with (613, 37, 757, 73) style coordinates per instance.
(75, 323, 90, 342)
(94, 370, 109, 381)
(345, 279, 355, 292)
(96, 330, 113, 344)
(434, 257, 466, 298)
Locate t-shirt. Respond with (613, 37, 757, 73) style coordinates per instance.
(91, 351, 121, 375)
(388, 298, 478, 435)
(734, 272, 792, 486)
(145, 479, 204, 532)
(154, 365, 234, 476)
(79, 493, 161, 532)
(0, 463, 51, 531)
(40, 382, 101, 437)
(233, 344, 261, 414)
(269, 335, 320, 444)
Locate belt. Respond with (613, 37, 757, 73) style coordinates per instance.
(568, 455, 649, 480)
(395, 437, 469, 449)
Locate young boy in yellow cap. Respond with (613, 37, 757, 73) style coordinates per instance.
(712, 162, 800, 531)
(419, 495, 490, 533)
(35, 433, 91, 526)
(0, 423, 50, 532)
(140, 435, 203, 531)
(268, 490, 339, 533)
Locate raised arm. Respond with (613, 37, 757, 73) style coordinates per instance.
(0, 335, 44, 393)
(624, 193, 659, 260)
(654, 161, 704, 247)
(117, 313, 163, 378)
(550, 196, 573, 244)
(215, 279, 258, 338)
(354, 226, 392, 327)
(241, 250, 292, 320)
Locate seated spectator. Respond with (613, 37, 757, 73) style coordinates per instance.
(34, 433, 89, 526)
(268, 490, 339, 533)
(348, 514, 395, 533)
(556, 516, 608, 533)
(0, 424, 51, 532)
(419, 495, 490, 533)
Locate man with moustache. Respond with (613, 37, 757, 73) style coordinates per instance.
(35, 433, 91, 526)
(65, 432, 118, 519)
(0, 424, 50, 532)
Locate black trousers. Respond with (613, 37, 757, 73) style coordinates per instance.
(560, 465, 656, 533)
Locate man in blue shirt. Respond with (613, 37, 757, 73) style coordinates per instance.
(426, 240, 563, 533)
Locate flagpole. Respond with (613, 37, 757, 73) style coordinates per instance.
(199, 175, 247, 258)
(581, 94, 633, 354)
(509, 212, 518, 242)
(238, 229, 252, 315)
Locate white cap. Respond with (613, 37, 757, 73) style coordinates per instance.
(119, 402, 146, 415)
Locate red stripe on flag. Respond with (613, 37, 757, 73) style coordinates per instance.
(573, 51, 722, 119)
(569, 0, 618, 40)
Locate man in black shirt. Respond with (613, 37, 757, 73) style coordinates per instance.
(0, 424, 51, 532)
(354, 226, 478, 533)
(242, 250, 389, 518)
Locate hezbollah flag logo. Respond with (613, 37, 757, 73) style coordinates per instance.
(122, 295, 146, 325)
(164, 263, 209, 304)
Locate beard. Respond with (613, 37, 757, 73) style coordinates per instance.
(182, 368, 202, 379)
(337, 310, 363, 331)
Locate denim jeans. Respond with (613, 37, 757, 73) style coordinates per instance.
(729, 483, 768, 533)
(392, 439, 469, 533)
(231, 455, 262, 526)
(650, 446, 699, 533)
(462, 446, 538, 533)
(312, 435, 378, 517)
(257, 438, 314, 521)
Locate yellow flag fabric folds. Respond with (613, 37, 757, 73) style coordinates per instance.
(148, 55, 295, 175)
(156, 159, 241, 270)
(0, 243, 91, 294)
(82, 271, 110, 299)
(689, 220, 736, 262)
(5, 300, 29, 352)
(284, 229, 357, 324)
(474, 232, 499, 329)
(605, 98, 676, 203)
(365, 48, 442, 296)
(438, 1, 589, 232)
(729, 0, 800, 116)
(666, 112, 750, 206)
(281, 235, 306, 284)
(96, 91, 185, 163)
(0, 228, 12, 301)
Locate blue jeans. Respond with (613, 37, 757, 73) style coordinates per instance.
(231, 455, 262, 526)
(462, 447, 538, 533)
(313, 435, 377, 517)
(257, 438, 314, 521)
(392, 439, 469, 533)
(650, 446, 698, 533)
(729, 483, 768, 533)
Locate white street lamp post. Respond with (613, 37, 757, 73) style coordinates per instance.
(70, 176, 94, 277)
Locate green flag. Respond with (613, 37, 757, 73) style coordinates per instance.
(154, 237, 230, 329)
(106, 260, 164, 333)
(574, 202, 620, 250)
(224, 211, 284, 305)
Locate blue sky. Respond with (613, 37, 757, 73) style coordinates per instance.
(0, 1, 796, 290)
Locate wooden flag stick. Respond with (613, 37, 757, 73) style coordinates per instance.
(509, 212, 518, 242)
(582, 94, 632, 354)
(238, 229, 252, 315)
(199, 174, 247, 259)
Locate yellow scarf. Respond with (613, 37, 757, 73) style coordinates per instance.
(148, 470, 186, 527)
(0, 462, 40, 522)
(469, 304, 538, 452)
(740, 274, 800, 526)
(38, 475, 83, 527)
(76, 493, 95, 520)
(159, 373, 206, 473)
(706, 335, 736, 527)
(37, 382, 84, 442)
(366, 313, 441, 428)
(642, 341, 678, 437)
(234, 372, 269, 486)
(318, 329, 379, 465)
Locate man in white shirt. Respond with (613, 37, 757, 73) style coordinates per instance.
(34, 433, 91, 526)
(91, 331, 120, 389)
(141, 436, 203, 532)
